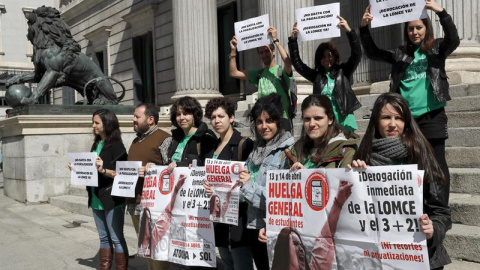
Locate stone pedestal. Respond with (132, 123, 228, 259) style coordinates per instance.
(0, 114, 172, 203)
(170, 0, 223, 106)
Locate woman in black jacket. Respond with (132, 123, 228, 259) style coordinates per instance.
(203, 97, 254, 270)
(68, 109, 128, 270)
(165, 96, 217, 172)
(351, 93, 451, 270)
(288, 16, 361, 132)
(359, 0, 460, 202)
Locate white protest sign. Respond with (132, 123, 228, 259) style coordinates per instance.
(137, 166, 216, 267)
(111, 161, 142, 197)
(295, 3, 341, 42)
(266, 165, 429, 270)
(68, 152, 98, 186)
(370, 0, 428, 28)
(234, 14, 270, 51)
(205, 158, 243, 225)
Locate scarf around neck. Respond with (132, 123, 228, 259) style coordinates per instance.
(370, 137, 408, 166)
(250, 129, 292, 166)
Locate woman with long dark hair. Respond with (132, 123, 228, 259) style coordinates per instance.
(68, 109, 128, 270)
(237, 93, 294, 269)
(203, 97, 255, 270)
(350, 93, 451, 269)
(287, 95, 358, 170)
(288, 16, 361, 132)
(359, 0, 460, 202)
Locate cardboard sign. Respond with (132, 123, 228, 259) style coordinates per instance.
(68, 152, 98, 186)
(295, 3, 341, 42)
(370, 0, 428, 28)
(234, 14, 270, 51)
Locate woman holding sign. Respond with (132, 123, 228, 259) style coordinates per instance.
(68, 109, 128, 270)
(286, 95, 359, 170)
(288, 16, 361, 133)
(359, 0, 460, 203)
(350, 93, 451, 270)
(238, 93, 294, 270)
(203, 97, 255, 270)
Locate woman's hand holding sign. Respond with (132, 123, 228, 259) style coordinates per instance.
(361, 5, 374, 27)
(420, 214, 434, 240)
(239, 168, 251, 187)
(336, 15, 351, 32)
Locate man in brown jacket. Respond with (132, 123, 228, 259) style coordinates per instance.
(127, 103, 170, 270)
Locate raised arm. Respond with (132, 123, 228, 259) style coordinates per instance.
(359, 5, 396, 64)
(427, 0, 460, 58)
(269, 26, 292, 76)
(337, 16, 362, 78)
(288, 22, 317, 82)
(229, 36, 249, 80)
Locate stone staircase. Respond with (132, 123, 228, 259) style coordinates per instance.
(235, 83, 480, 268)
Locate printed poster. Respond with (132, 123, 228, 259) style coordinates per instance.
(370, 0, 428, 28)
(205, 158, 244, 225)
(138, 166, 216, 268)
(266, 165, 429, 270)
(67, 152, 98, 186)
(295, 3, 341, 42)
(234, 14, 270, 51)
(111, 161, 142, 197)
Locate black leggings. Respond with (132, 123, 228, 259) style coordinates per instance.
(249, 229, 269, 270)
(415, 107, 450, 202)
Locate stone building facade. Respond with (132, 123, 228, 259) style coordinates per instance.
(56, 0, 479, 107)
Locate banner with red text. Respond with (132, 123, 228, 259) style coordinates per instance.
(266, 165, 429, 270)
(138, 166, 216, 267)
(205, 158, 244, 225)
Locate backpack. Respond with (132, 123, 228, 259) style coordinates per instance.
(257, 66, 298, 120)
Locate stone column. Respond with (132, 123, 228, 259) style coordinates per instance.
(258, 0, 315, 101)
(171, 0, 222, 106)
(433, 0, 480, 84)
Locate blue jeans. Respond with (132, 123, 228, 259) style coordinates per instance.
(218, 246, 254, 270)
(92, 207, 128, 254)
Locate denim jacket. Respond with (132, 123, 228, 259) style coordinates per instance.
(241, 136, 294, 229)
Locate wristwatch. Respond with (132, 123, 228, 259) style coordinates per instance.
(273, 39, 280, 43)
(228, 54, 236, 59)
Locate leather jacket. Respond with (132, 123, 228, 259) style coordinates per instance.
(359, 9, 460, 103)
(288, 30, 362, 116)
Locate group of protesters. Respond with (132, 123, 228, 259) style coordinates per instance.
(68, 0, 457, 269)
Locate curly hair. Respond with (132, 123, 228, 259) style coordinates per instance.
(205, 97, 235, 119)
(170, 96, 203, 128)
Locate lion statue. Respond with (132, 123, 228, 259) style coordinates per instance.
(6, 6, 125, 106)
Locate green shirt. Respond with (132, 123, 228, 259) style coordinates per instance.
(321, 73, 357, 131)
(400, 47, 446, 118)
(172, 132, 196, 162)
(247, 65, 291, 119)
(304, 158, 316, 169)
(90, 141, 104, 210)
(248, 162, 260, 183)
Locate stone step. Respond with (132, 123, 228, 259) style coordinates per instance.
(446, 128, 480, 147)
(69, 185, 87, 197)
(446, 95, 480, 112)
(445, 259, 480, 270)
(355, 111, 480, 132)
(446, 147, 480, 168)
(49, 195, 134, 227)
(448, 83, 480, 98)
(444, 224, 480, 263)
(450, 193, 480, 226)
(450, 168, 480, 195)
